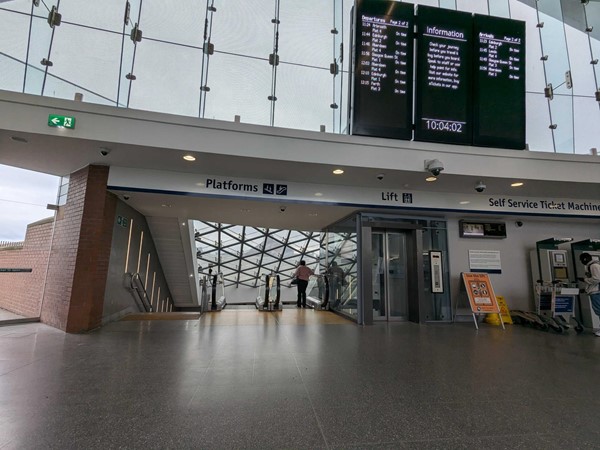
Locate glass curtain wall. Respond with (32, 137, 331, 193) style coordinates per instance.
(321, 215, 359, 321)
(194, 221, 322, 288)
(0, 0, 599, 152)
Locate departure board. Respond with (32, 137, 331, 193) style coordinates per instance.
(414, 6, 473, 145)
(473, 14, 526, 149)
(351, 1, 414, 140)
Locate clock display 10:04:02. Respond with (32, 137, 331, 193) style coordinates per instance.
(424, 119, 465, 133)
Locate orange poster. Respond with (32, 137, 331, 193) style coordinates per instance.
(462, 273, 500, 313)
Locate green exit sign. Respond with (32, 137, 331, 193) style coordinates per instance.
(48, 114, 76, 129)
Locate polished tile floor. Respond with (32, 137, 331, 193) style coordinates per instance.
(1, 309, 600, 449)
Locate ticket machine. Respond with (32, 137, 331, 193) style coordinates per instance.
(570, 240, 600, 330)
(530, 238, 580, 328)
(530, 238, 574, 286)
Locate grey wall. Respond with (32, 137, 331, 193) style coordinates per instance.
(447, 216, 599, 311)
(103, 198, 173, 323)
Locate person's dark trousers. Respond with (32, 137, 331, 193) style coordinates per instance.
(297, 279, 308, 307)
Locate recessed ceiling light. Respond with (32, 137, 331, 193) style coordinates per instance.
(511, 182, 524, 187)
(314, 192, 323, 197)
(459, 201, 470, 205)
(10, 136, 28, 143)
(161, 204, 172, 208)
(309, 213, 318, 216)
(332, 169, 344, 175)
(240, 208, 251, 212)
(183, 155, 196, 161)
(425, 176, 437, 182)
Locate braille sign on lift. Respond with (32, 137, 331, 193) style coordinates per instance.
(48, 114, 76, 129)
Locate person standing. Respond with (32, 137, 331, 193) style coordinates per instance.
(294, 260, 314, 308)
(578, 252, 600, 336)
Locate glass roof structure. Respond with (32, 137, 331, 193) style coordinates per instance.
(194, 221, 323, 288)
(1, 0, 599, 153)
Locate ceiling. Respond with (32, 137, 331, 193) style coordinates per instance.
(3, 124, 600, 230)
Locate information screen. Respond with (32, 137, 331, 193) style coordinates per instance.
(351, 1, 414, 140)
(414, 6, 473, 145)
(473, 14, 526, 149)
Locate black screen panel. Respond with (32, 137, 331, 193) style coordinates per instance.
(414, 6, 473, 145)
(473, 14, 526, 149)
(351, 1, 415, 140)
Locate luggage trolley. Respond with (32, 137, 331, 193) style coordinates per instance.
(534, 280, 583, 333)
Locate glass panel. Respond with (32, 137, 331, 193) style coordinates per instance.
(59, 0, 123, 32)
(488, 0, 510, 19)
(509, 0, 545, 94)
(0, 0, 31, 13)
(456, 0, 487, 14)
(140, 0, 204, 47)
(413, 0, 440, 7)
(43, 73, 115, 105)
(537, 2, 571, 96)
(118, 0, 142, 108)
(325, 219, 358, 320)
(211, 0, 273, 58)
(278, 0, 331, 68)
(333, 0, 342, 133)
(588, 2, 600, 87)
(574, 97, 600, 155)
(564, 22, 596, 97)
(203, 52, 271, 126)
(275, 63, 331, 132)
(24, 16, 54, 95)
(526, 92, 553, 152)
(372, 233, 385, 319)
(439, 0, 456, 10)
(129, 39, 201, 117)
(387, 232, 408, 318)
(550, 94, 574, 153)
(47, 23, 121, 104)
(0, 10, 29, 92)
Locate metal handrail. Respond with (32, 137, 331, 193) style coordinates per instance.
(129, 273, 154, 312)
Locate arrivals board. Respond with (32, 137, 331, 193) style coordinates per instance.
(473, 14, 526, 149)
(351, 1, 414, 140)
(414, 5, 473, 145)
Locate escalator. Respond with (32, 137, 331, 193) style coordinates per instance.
(255, 273, 282, 311)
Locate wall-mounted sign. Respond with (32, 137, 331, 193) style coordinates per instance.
(468, 249, 502, 274)
(0, 268, 32, 273)
(459, 220, 506, 238)
(108, 168, 600, 219)
(48, 114, 76, 129)
(116, 215, 129, 228)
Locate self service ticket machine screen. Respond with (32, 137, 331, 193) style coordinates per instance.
(549, 250, 569, 282)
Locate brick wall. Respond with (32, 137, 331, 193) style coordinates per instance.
(41, 165, 116, 332)
(0, 218, 53, 317)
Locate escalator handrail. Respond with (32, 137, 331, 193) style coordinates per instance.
(130, 272, 154, 312)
